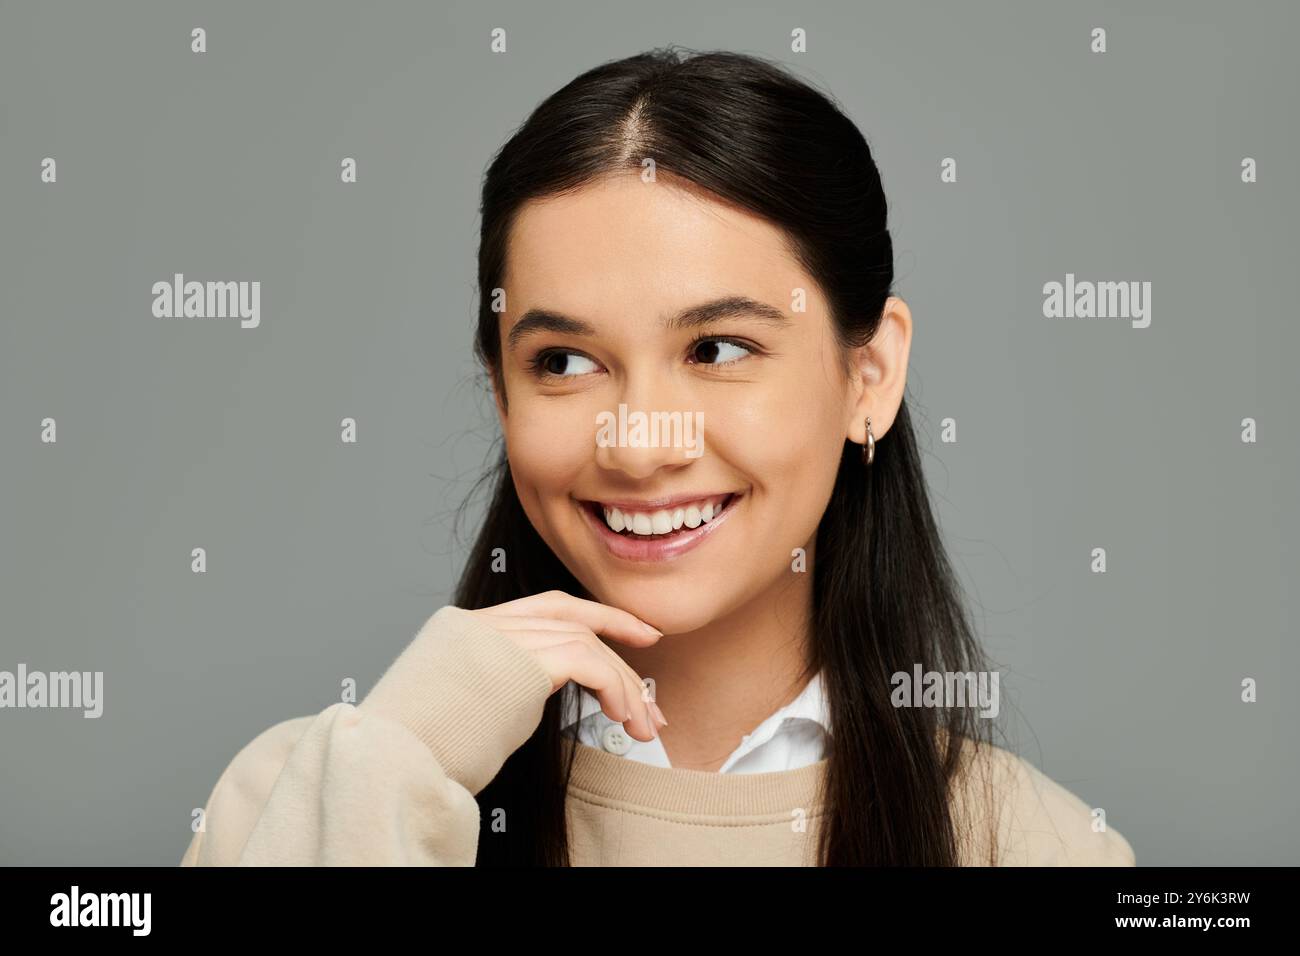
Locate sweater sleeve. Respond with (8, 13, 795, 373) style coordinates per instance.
(180, 605, 555, 866)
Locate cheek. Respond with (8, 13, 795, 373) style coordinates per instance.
(704, 386, 844, 544)
(705, 382, 843, 482)
(503, 398, 593, 491)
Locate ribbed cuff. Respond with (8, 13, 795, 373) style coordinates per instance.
(358, 605, 555, 795)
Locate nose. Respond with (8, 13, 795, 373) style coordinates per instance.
(593, 380, 703, 480)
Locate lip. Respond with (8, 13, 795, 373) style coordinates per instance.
(586, 492, 736, 512)
(576, 492, 743, 563)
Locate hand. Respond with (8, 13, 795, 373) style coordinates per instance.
(464, 590, 668, 743)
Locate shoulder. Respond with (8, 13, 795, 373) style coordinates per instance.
(949, 738, 1137, 866)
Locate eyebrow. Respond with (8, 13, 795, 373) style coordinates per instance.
(505, 295, 790, 351)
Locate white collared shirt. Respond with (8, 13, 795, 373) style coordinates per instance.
(559, 671, 831, 773)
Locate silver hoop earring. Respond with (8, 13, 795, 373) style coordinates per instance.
(862, 416, 875, 467)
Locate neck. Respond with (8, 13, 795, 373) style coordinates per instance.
(617, 562, 815, 772)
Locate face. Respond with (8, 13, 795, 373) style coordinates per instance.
(493, 171, 910, 634)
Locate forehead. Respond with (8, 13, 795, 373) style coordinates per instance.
(503, 174, 805, 320)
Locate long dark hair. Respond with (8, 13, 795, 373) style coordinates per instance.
(457, 46, 1003, 865)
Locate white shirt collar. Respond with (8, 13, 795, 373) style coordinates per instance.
(560, 670, 831, 773)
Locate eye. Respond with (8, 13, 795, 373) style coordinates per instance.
(688, 336, 754, 367)
(527, 349, 601, 379)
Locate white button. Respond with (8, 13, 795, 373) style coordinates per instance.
(601, 723, 633, 755)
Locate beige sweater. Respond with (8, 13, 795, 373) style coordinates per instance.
(180, 605, 1137, 866)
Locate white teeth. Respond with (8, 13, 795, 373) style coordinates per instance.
(600, 495, 731, 535)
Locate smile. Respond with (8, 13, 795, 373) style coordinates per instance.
(576, 492, 742, 563)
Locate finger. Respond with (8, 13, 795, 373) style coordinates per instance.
(480, 615, 599, 634)
(472, 603, 663, 733)
(536, 642, 657, 743)
(483, 591, 663, 648)
(502, 622, 658, 739)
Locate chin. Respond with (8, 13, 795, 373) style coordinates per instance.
(579, 577, 731, 636)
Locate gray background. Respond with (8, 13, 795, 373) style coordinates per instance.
(1, 0, 1295, 866)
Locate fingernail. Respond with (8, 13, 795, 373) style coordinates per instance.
(641, 621, 663, 636)
(651, 701, 668, 726)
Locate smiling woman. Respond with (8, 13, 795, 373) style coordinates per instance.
(466, 47, 1133, 866)
(181, 46, 1136, 868)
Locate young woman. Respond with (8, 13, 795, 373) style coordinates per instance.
(182, 48, 1136, 867)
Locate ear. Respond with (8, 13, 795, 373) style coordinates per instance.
(846, 296, 912, 444)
